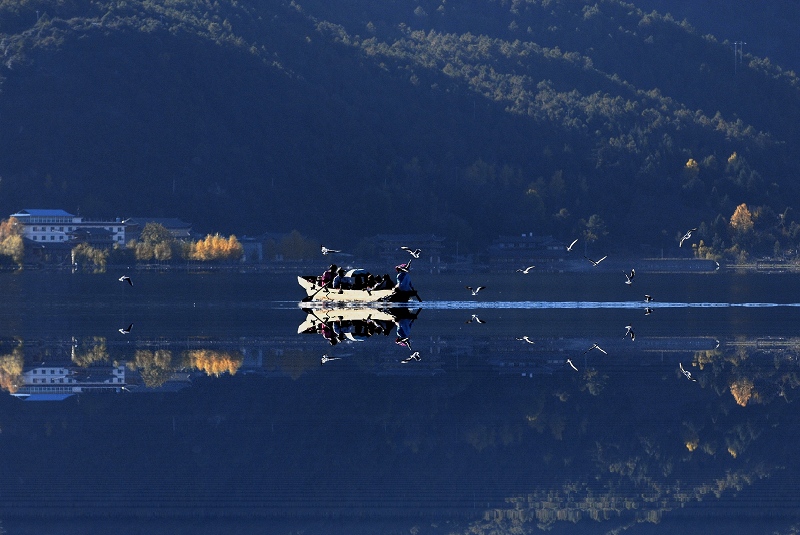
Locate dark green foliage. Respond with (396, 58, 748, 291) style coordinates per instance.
(0, 0, 799, 255)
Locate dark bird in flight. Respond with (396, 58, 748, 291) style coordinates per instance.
(679, 228, 698, 247)
(623, 324, 635, 341)
(466, 286, 486, 295)
(644, 307, 654, 315)
(320, 246, 341, 255)
(679, 363, 697, 382)
(644, 294, 654, 302)
(400, 247, 422, 258)
(401, 352, 421, 364)
(585, 255, 607, 267)
(583, 343, 607, 355)
(118, 275, 132, 286)
(118, 323, 133, 334)
(566, 238, 579, 252)
(624, 269, 635, 285)
(516, 265, 535, 274)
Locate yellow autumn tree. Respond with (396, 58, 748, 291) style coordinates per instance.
(729, 203, 754, 234)
(0, 345, 24, 393)
(0, 217, 24, 267)
(188, 233, 244, 262)
(183, 349, 243, 377)
(730, 377, 757, 406)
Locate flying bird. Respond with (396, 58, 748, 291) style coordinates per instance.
(583, 343, 607, 355)
(679, 228, 698, 247)
(118, 323, 133, 334)
(516, 336, 535, 344)
(679, 362, 697, 382)
(400, 247, 422, 258)
(401, 352, 421, 364)
(623, 324, 635, 341)
(566, 359, 579, 372)
(516, 265, 536, 274)
(644, 294, 654, 302)
(118, 275, 132, 286)
(320, 246, 341, 255)
(566, 238, 579, 252)
(585, 255, 607, 267)
(466, 314, 486, 324)
(466, 286, 486, 295)
(644, 307, 654, 315)
(624, 269, 635, 285)
(320, 355, 341, 365)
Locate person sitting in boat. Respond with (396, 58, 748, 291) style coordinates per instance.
(320, 264, 337, 287)
(332, 267, 351, 291)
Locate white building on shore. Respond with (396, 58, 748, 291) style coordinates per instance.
(10, 208, 127, 246)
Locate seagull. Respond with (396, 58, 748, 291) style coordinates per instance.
(466, 286, 486, 295)
(644, 294, 654, 302)
(679, 362, 697, 382)
(516, 265, 535, 273)
(395, 337, 412, 350)
(466, 314, 486, 324)
(566, 238, 579, 252)
(320, 355, 341, 365)
(320, 246, 341, 255)
(118, 323, 133, 334)
(679, 228, 698, 247)
(516, 336, 535, 344)
(400, 247, 422, 258)
(623, 324, 635, 341)
(624, 269, 635, 285)
(714, 261, 720, 271)
(118, 275, 132, 286)
(585, 255, 607, 267)
(566, 359, 579, 371)
(644, 307, 654, 315)
(401, 352, 421, 364)
(583, 343, 607, 355)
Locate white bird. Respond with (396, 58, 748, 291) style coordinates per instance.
(118, 275, 132, 286)
(466, 314, 486, 324)
(679, 362, 697, 382)
(714, 261, 720, 271)
(466, 286, 486, 295)
(623, 324, 635, 341)
(400, 247, 421, 258)
(644, 307, 654, 315)
(401, 352, 421, 364)
(585, 255, 607, 267)
(516, 336, 535, 344)
(516, 265, 535, 274)
(583, 343, 607, 355)
(679, 228, 698, 247)
(320, 246, 341, 255)
(118, 323, 133, 334)
(644, 294, 654, 302)
(321, 355, 341, 365)
(566, 238, 579, 252)
(566, 359, 579, 371)
(624, 269, 635, 285)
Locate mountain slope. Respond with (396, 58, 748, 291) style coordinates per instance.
(1, 0, 799, 255)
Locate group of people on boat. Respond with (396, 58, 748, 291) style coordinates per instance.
(317, 261, 418, 299)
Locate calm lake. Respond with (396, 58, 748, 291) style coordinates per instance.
(2, 269, 800, 535)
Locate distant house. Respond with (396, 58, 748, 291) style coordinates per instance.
(123, 217, 192, 242)
(10, 209, 127, 247)
(487, 233, 566, 269)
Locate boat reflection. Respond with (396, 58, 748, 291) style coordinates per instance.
(298, 306, 421, 349)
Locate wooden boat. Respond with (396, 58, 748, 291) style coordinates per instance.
(298, 274, 419, 303)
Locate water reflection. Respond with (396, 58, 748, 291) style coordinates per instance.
(5, 271, 800, 533)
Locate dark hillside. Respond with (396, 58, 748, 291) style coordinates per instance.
(1, 0, 799, 256)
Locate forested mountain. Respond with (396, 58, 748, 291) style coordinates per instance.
(1, 0, 799, 257)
